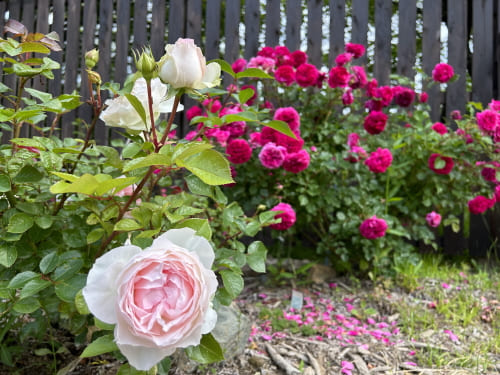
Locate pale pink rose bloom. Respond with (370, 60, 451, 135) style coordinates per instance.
(82, 228, 218, 371)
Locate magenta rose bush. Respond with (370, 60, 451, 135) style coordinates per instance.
(199, 44, 500, 274)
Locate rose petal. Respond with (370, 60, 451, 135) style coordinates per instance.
(117, 342, 175, 371)
(82, 244, 141, 324)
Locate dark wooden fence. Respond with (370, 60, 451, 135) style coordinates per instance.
(1, 0, 499, 257)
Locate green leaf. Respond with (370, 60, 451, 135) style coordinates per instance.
(236, 67, 273, 79)
(13, 297, 40, 313)
(39, 251, 59, 274)
(114, 218, 142, 232)
(7, 213, 34, 233)
(176, 149, 233, 185)
(125, 93, 147, 128)
(50, 173, 99, 195)
(0, 174, 11, 192)
(13, 165, 44, 183)
(262, 120, 296, 138)
(174, 218, 212, 240)
(19, 278, 52, 299)
(186, 333, 224, 364)
(0, 244, 17, 268)
(433, 158, 446, 169)
(80, 334, 118, 358)
(220, 270, 244, 298)
(35, 215, 54, 229)
(55, 274, 86, 302)
(95, 176, 138, 196)
(185, 174, 214, 198)
(122, 142, 143, 159)
(209, 59, 235, 78)
(172, 141, 213, 161)
(123, 153, 172, 172)
(21, 42, 50, 54)
(222, 112, 258, 123)
(8, 271, 39, 289)
(25, 87, 53, 102)
(40, 150, 63, 171)
(244, 220, 261, 237)
(75, 289, 90, 315)
(247, 241, 267, 273)
(87, 228, 105, 244)
(52, 258, 84, 281)
(238, 87, 255, 104)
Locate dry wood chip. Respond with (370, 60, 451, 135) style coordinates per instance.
(306, 351, 324, 375)
(368, 365, 392, 373)
(349, 353, 370, 375)
(264, 342, 300, 375)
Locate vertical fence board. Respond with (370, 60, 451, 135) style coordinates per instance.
(133, 0, 148, 49)
(115, 0, 130, 83)
(244, 0, 260, 59)
(307, 0, 322, 67)
(472, 0, 494, 104)
(151, 0, 166, 59)
(329, 0, 345, 66)
(0, 0, 6, 143)
(205, 0, 221, 60)
(35, 0, 49, 34)
(224, 0, 241, 64)
(285, 0, 302, 52)
(422, 0, 442, 121)
(186, 0, 202, 46)
(446, 0, 467, 117)
(397, 0, 417, 79)
(265, 0, 281, 47)
(62, 0, 81, 139)
(351, 0, 369, 66)
(20, 0, 36, 137)
(168, 0, 185, 43)
(3, 0, 21, 96)
(48, 0, 64, 101)
(374, 0, 392, 85)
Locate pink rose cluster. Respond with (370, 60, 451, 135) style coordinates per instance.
(359, 215, 388, 239)
(270, 202, 297, 230)
(432, 63, 454, 83)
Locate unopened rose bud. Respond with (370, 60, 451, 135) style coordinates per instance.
(87, 70, 101, 85)
(85, 49, 99, 69)
(134, 48, 157, 81)
(257, 204, 267, 211)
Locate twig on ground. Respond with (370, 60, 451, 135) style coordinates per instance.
(264, 342, 300, 375)
(306, 351, 324, 375)
(349, 353, 371, 375)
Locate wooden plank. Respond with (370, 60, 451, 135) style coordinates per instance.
(151, 0, 166, 59)
(168, 0, 185, 43)
(21, 0, 36, 33)
(446, 0, 467, 117)
(224, 0, 240, 64)
(186, 0, 202, 46)
(205, 0, 221, 60)
(48, 0, 64, 100)
(472, 0, 493, 105)
(265, 0, 281, 47)
(397, 0, 417, 80)
(329, 0, 345, 66)
(351, 0, 368, 65)
(3, 0, 21, 97)
(114, 0, 130, 83)
(307, 0, 322, 67)
(285, 0, 302, 52)
(79, 0, 98, 143)
(62, 0, 80, 139)
(244, 0, 260, 59)
(35, 0, 49, 34)
(374, 0, 392, 85)
(422, 0, 442, 121)
(133, 0, 148, 50)
(0, 0, 7, 144)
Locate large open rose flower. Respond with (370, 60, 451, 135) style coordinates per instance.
(82, 228, 218, 370)
(100, 77, 182, 132)
(159, 38, 221, 90)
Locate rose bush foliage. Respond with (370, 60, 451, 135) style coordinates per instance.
(0, 24, 284, 372)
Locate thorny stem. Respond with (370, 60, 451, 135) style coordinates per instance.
(158, 94, 181, 148)
(146, 79, 159, 148)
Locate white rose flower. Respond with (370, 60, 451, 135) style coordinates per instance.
(100, 77, 183, 132)
(82, 227, 218, 371)
(158, 38, 221, 90)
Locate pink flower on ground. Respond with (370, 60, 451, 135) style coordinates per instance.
(290, 50, 308, 67)
(428, 153, 454, 175)
(275, 65, 296, 86)
(345, 43, 365, 58)
(426, 211, 442, 227)
(364, 148, 393, 173)
(432, 63, 454, 83)
(226, 138, 252, 164)
(363, 111, 388, 135)
(274, 107, 301, 132)
(328, 66, 350, 88)
(468, 195, 495, 214)
(359, 216, 388, 239)
(476, 109, 498, 134)
(431, 122, 448, 135)
(295, 63, 319, 87)
(259, 142, 287, 169)
(231, 57, 247, 73)
(283, 149, 310, 173)
(341, 360, 355, 375)
(82, 228, 218, 371)
(443, 329, 459, 342)
(270, 202, 296, 230)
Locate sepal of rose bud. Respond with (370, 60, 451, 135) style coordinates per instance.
(85, 48, 99, 69)
(87, 70, 102, 85)
(134, 48, 157, 81)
